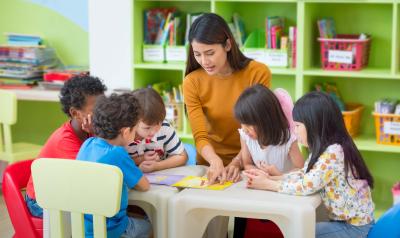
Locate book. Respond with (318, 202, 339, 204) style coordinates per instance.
(172, 176, 233, 190)
(145, 173, 186, 186)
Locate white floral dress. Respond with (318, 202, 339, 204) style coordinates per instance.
(278, 144, 374, 226)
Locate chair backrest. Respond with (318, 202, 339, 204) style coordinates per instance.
(273, 88, 294, 133)
(2, 159, 42, 238)
(0, 89, 17, 125)
(32, 158, 123, 238)
(183, 143, 197, 165)
(0, 89, 17, 155)
(367, 203, 400, 238)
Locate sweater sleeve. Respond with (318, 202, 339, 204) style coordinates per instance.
(250, 61, 272, 88)
(278, 150, 341, 196)
(183, 75, 210, 152)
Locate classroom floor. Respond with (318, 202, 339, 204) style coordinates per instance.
(0, 190, 14, 238)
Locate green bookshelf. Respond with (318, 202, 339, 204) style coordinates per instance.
(128, 0, 400, 216)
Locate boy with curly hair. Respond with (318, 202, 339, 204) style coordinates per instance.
(77, 93, 151, 238)
(26, 75, 107, 218)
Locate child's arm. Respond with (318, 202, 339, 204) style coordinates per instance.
(134, 175, 150, 192)
(133, 155, 144, 166)
(241, 138, 257, 170)
(288, 140, 305, 169)
(155, 151, 188, 171)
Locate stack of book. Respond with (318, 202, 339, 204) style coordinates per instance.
(5, 33, 43, 46)
(0, 44, 59, 89)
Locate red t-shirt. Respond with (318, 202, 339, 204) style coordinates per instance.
(26, 121, 83, 199)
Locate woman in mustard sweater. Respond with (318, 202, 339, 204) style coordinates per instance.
(183, 13, 272, 184)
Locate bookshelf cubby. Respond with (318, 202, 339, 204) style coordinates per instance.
(90, 0, 400, 217)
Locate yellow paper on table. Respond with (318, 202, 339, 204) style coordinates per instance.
(172, 176, 233, 190)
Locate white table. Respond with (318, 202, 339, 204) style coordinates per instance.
(128, 165, 207, 238)
(168, 181, 321, 238)
(9, 87, 60, 101)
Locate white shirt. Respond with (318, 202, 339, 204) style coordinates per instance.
(126, 121, 184, 160)
(239, 129, 296, 173)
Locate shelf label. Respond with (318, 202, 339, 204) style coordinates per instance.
(383, 121, 400, 135)
(264, 51, 288, 67)
(143, 45, 164, 62)
(328, 50, 353, 64)
(242, 49, 265, 63)
(166, 46, 187, 62)
(243, 49, 288, 67)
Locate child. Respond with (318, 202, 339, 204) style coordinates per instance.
(234, 84, 304, 175)
(126, 88, 187, 173)
(25, 75, 106, 218)
(77, 93, 151, 238)
(244, 91, 375, 238)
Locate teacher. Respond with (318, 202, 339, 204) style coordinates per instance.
(183, 13, 272, 184)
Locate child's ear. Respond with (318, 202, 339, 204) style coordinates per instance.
(69, 107, 79, 119)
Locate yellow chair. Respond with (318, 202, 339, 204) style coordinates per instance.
(32, 158, 123, 238)
(0, 90, 42, 163)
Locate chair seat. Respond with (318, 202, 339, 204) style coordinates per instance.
(0, 142, 42, 163)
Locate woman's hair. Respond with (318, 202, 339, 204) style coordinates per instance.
(131, 87, 166, 125)
(185, 13, 251, 76)
(293, 91, 374, 188)
(234, 84, 290, 146)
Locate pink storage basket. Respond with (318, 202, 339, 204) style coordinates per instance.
(318, 34, 371, 71)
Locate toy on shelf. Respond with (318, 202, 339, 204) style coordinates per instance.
(315, 82, 364, 137)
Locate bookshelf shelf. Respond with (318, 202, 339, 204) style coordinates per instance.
(303, 68, 399, 79)
(90, 0, 400, 214)
(354, 134, 400, 154)
(270, 68, 297, 75)
(133, 62, 185, 71)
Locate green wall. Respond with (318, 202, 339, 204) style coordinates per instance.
(0, 0, 88, 144)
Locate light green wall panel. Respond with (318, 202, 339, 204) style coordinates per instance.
(0, 0, 88, 145)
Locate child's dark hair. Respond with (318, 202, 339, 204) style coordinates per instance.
(60, 75, 107, 117)
(92, 93, 142, 139)
(234, 84, 290, 146)
(185, 13, 251, 76)
(131, 87, 166, 125)
(293, 91, 374, 188)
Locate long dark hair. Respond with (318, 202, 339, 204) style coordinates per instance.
(293, 92, 374, 188)
(234, 84, 290, 146)
(185, 13, 251, 76)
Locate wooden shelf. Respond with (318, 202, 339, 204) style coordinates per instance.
(354, 134, 400, 154)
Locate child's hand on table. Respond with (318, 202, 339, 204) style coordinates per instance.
(143, 150, 161, 162)
(139, 160, 158, 173)
(243, 169, 280, 191)
(257, 161, 282, 176)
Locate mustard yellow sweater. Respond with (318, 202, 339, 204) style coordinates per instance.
(183, 60, 271, 166)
